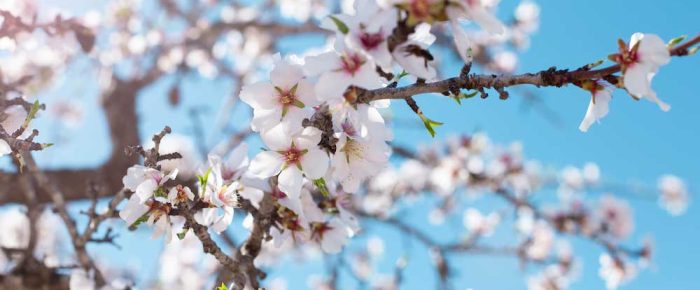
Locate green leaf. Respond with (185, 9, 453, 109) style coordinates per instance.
(217, 283, 229, 290)
(197, 167, 213, 195)
(21, 100, 41, 131)
(419, 114, 443, 138)
(328, 15, 349, 34)
(668, 35, 686, 47)
(395, 70, 409, 81)
(41, 143, 54, 149)
(313, 178, 330, 197)
(452, 91, 478, 105)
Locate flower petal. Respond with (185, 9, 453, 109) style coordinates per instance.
(240, 82, 278, 110)
(301, 148, 329, 179)
(278, 166, 304, 199)
(249, 151, 284, 178)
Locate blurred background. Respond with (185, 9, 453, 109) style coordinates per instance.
(1, 0, 698, 289)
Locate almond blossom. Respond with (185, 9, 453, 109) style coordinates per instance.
(617, 33, 671, 111)
(240, 56, 318, 133)
(122, 165, 178, 203)
(249, 126, 329, 199)
(304, 43, 383, 101)
(324, 0, 397, 70)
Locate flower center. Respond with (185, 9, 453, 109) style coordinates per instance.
(279, 91, 296, 106)
(359, 31, 384, 50)
(283, 147, 303, 166)
(340, 138, 364, 162)
(311, 222, 333, 241)
(340, 53, 364, 76)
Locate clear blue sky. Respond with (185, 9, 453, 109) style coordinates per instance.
(9, 0, 700, 289)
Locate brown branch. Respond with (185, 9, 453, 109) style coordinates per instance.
(360, 34, 700, 102)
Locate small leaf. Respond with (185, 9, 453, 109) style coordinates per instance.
(667, 35, 686, 48)
(21, 100, 41, 131)
(197, 167, 213, 195)
(217, 283, 229, 290)
(418, 114, 443, 138)
(395, 70, 409, 81)
(313, 178, 330, 197)
(328, 15, 349, 34)
(41, 143, 54, 149)
(451, 91, 478, 105)
(689, 46, 699, 56)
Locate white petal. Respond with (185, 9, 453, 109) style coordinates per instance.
(249, 151, 284, 178)
(119, 196, 149, 225)
(239, 187, 264, 209)
(303, 52, 340, 76)
(301, 149, 329, 179)
(278, 166, 304, 199)
(578, 90, 612, 132)
(315, 71, 352, 101)
(470, 7, 505, 35)
(451, 21, 473, 63)
(350, 62, 383, 90)
(250, 108, 282, 132)
(295, 126, 323, 149)
(261, 123, 297, 151)
(135, 179, 158, 203)
(295, 79, 319, 107)
(635, 33, 670, 65)
(240, 82, 278, 110)
(271, 59, 304, 90)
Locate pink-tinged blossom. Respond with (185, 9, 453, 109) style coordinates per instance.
(240, 55, 318, 133)
(597, 195, 634, 240)
(310, 218, 350, 254)
(304, 45, 383, 101)
(392, 23, 437, 80)
(657, 175, 689, 216)
(619, 33, 671, 111)
(119, 195, 150, 226)
(249, 126, 329, 199)
(598, 254, 636, 290)
(332, 123, 390, 192)
(323, 0, 397, 70)
(122, 165, 178, 203)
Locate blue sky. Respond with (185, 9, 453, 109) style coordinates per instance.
(6, 0, 700, 289)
